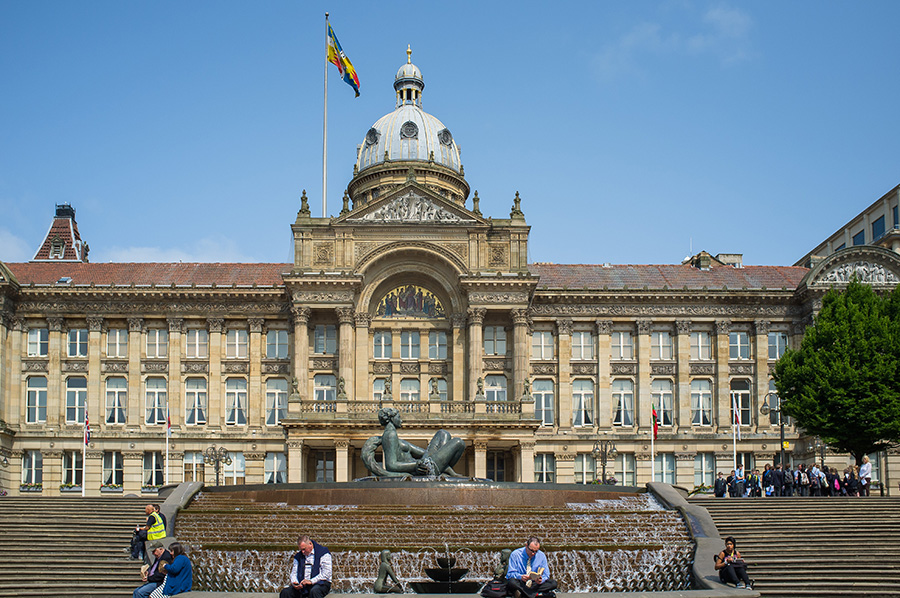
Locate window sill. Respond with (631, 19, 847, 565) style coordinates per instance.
(59, 486, 82, 493)
(100, 486, 123, 493)
(19, 486, 43, 492)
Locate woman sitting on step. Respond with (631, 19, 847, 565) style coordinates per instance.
(714, 536, 752, 590)
(150, 542, 193, 598)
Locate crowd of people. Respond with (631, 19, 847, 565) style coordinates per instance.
(713, 456, 874, 497)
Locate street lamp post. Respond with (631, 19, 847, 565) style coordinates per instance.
(203, 445, 232, 487)
(760, 391, 786, 469)
(591, 440, 618, 484)
(814, 436, 826, 470)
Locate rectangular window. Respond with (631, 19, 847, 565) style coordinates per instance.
(485, 375, 507, 401)
(103, 451, 124, 486)
(428, 331, 447, 360)
(225, 378, 248, 425)
(729, 331, 750, 360)
(68, 328, 88, 357)
(66, 376, 87, 424)
(691, 379, 712, 426)
(265, 452, 287, 484)
(266, 329, 289, 360)
(690, 331, 711, 360)
(266, 378, 288, 425)
(836, 243, 846, 250)
(185, 378, 207, 425)
(895, 205, 899, 229)
(612, 379, 634, 426)
(652, 378, 674, 426)
(571, 331, 594, 360)
(315, 450, 335, 482)
(314, 374, 336, 403)
(27, 328, 49, 357)
(483, 326, 507, 356)
(63, 450, 83, 486)
(106, 328, 128, 358)
(852, 229, 865, 246)
(768, 332, 789, 360)
(730, 379, 752, 427)
(373, 378, 386, 402)
(105, 377, 127, 424)
(650, 331, 673, 360)
(145, 328, 168, 358)
(400, 331, 420, 359)
(430, 378, 448, 400)
(533, 379, 554, 426)
(144, 377, 167, 425)
(373, 331, 392, 359)
(400, 378, 420, 401)
(26, 376, 48, 423)
(223, 452, 245, 485)
(183, 452, 205, 483)
(22, 450, 43, 485)
(487, 452, 505, 482)
(531, 331, 554, 360)
(572, 379, 594, 427)
(873, 215, 886, 240)
(314, 325, 337, 354)
(186, 329, 209, 359)
(225, 329, 248, 359)
(694, 453, 716, 488)
(534, 453, 556, 483)
(615, 453, 636, 487)
(574, 454, 596, 484)
(610, 331, 634, 360)
(654, 453, 676, 483)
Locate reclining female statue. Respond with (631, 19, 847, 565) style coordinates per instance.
(361, 407, 465, 477)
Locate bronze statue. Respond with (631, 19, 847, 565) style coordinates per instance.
(493, 548, 512, 580)
(373, 549, 403, 593)
(361, 407, 465, 477)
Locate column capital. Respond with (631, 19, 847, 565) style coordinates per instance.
(9, 315, 27, 332)
(467, 307, 486, 326)
(555, 318, 573, 336)
(207, 317, 225, 333)
(474, 440, 488, 451)
(336, 306, 355, 325)
(128, 317, 144, 333)
(248, 317, 265, 333)
(47, 316, 65, 332)
(87, 316, 105, 333)
(334, 439, 351, 450)
(675, 320, 691, 335)
(636, 319, 651, 335)
(753, 319, 770, 336)
(595, 319, 612, 335)
(519, 441, 536, 451)
(355, 312, 372, 327)
(511, 308, 529, 326)
(450, 313, 467, 329)
(167, 317, 184, 333)
(715, 319, 731, 335)
(291, 306, 311, 326)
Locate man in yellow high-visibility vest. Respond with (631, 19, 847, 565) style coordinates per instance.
(131, 504, 166, 559)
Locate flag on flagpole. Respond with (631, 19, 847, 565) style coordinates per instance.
(651, 402, 659, 441)
(166, 408, 172, 438)
(326, 22, 360, 97)
(83, 403, 91, 446)
(731, 393, 742, 441)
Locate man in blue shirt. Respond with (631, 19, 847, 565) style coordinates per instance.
(506, 537, 557, 598)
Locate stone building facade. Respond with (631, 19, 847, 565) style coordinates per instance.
(1, 55, 898, 496)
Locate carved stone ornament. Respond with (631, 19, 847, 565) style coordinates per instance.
(572, 363, 597, 375)
(87, 316, 104, 332)
(530, 304, 794, 318)
(817, 261, 899, 285)
(182, 361, 210, 374)
(715, 320, 731, 335)
(400, 362, 420, 374)
(373, 362, 391, 374)
(262, 362, 290, 375)
(22, 360, 49, 372)
(292, 291, 354, 304)
(400, 120, 419, 139)
(556, 318, 574, 336)
(675, 452, 696, 461)
(47, 317, 65, 332)
(291, 306, 311, 324)
(248, 318, 265, 333)
(365, 127, 380, 146)
(651, 363, 676, 375)
(469, 291, 528, 304)
(450, 313, 467, 328)
(142, 361, 168, 373)
(207, 318, 225, 333)
(675, 320, 691, 335)
(428, 362, 447, 375)
(636, 320, 651, 335)
(312, 358, 337, 371)
(128, 317, 144, 332)
(596, 319, 612, 335)
(223, 361, 249, 374)
(467, 307, 486, 325)
(488, 245, 507, 267)
(438, 128, 453, 146)
(753, 320, 770, 336)
(356, 191, 469, 223)
(531, 363, 557, 375)
(690, 363, 715, 376)
(167, 318, 184, 333)
(610, 363, 637, 375)
(355, 312, 372, 327)
(730, 363, 755, 375)
(314, 243, 333, 265)
(102, 361, 129, 373)
(62, 360, 89, 372)
(483, 358, 509, 371)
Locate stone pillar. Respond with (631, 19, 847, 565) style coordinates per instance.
(244, 451, 265, 485)
(636, 452, 653, 486)
(86, 317, 103, 438)
(84, 449, 103, 497)
(675, 452, 695, 488)
(467, 308, 485, 400)
(354, 313, 371, 401)
(47, 317, 65, 427)
(675, 320, 691, 432)
(207, 318, 224, 428)
(127, 318, 143, 427)
(124, 450, 143, 494)
(336, 307, 355, 401)
(474, 440, 487, 479)
(511, 309, 529, 404)
(287, 440, 306, 483)
(519, 441, 535, 483)
(753, 320, 770, 433)
(5, 317, 25, 426)
(596, 320, 612, 430)
(44, 449, 63, 495)
(450, 314, 467, 402)
(291, 307, 310, 411)
(167, 318, 183, 429)
(335, 439, 351, 482)
(0, 314, 8, 424)
(247, 318, 264, 428)
(556, 318, 573, 428)
(636, 320, 651, 432)
(556, 451, 575, 484)
(714, 320, 731, 433)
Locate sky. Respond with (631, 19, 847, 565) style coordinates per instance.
(2, 1, 899, 268)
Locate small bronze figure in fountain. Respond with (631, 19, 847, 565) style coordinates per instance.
(373, 550, 403, 594)
(493, 548, 512, 580)
(361, 407, 465, 478)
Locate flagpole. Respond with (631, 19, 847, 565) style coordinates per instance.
(82, 403, 87, 498)
(165, 404, 170, 486)
(650, 405, 655, 482)
(731, 393, 738, 470)
(322, 12, 329, 218)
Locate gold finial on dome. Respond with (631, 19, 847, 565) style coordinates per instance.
(407, 44, 412, 64)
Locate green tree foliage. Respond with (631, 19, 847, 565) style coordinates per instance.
(774, 280, 900, 465)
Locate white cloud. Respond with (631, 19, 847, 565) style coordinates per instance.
(0, 228, 34, 262)
(100, 236, 259, 263)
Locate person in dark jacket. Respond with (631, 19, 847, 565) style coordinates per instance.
(714, 472, 727, 497)
(772, 464, 785, 498)
(281, 536, 333, 598)
(151, 541, 192, 597)
(133, 541, 172, 598)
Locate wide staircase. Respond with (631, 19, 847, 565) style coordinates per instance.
(0, 496, 148, 597)
(690, 496, 900, 597)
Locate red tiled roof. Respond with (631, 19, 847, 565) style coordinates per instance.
(33, 217, 85, 261)
(529, 263, 809, 291)
(5, 262, 291, 287)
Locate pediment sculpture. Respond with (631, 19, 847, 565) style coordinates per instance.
(356, 191, 470, 223)
(818, 261, 899, 285)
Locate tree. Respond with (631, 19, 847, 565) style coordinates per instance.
(774, 279, 900, 465)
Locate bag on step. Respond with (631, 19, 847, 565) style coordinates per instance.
(481, 580, 508, 598)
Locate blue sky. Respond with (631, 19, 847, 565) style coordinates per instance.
(2, 1, 898, 267)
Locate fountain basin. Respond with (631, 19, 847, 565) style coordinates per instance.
(424, 567, 468, 582)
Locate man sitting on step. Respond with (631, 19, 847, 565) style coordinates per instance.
(133, 540, 172, 598)
(280, 535, 332, 598)
(506, 537, 557, 598)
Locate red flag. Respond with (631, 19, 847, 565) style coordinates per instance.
(651, 403, 659, 440)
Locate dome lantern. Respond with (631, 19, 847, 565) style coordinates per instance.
(394, 45, 424, 108)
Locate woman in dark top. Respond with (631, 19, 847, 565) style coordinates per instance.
(150, 542, 192, 598)
(715, 536, 752, 589)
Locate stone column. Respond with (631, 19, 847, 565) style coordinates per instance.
(291, 307, 310, 412)
(596, 320, 612, 430)
(511, 309, 529, 404)
(287, 439, 306, 483)
(354, 313, 371, 401)
(127, 318, 143, 426)
(86, 317, 103, 439)
(167, 318, 183, 429)
(244, 451, 265, 485)
(123, 450, 144, 493)
(207, 318, 224, 428)
(753, 320, 770, 433)
(474, 440, 487, 479)
(5, 317, 25, 426)
(337, 307, 355, 400)
(450, 314, 467, 402)
(675, 320, 691, 432)
(636, 319, 651, 432)
(44, 449, 63, 495)
(556, 318, 572, 429)
(248, 318, 264, 428)
(675, 452, 695, 488)
(335, 439, 351, 482)
(467, 308, 485, 400)
(714, 320, 731, 433)
(47, 317, 65, 427)
(636, 451, 653, 486)
(84, 449, 103, 497)
(0, 314, 8, 424)
(519, 441, 535, 483)
(555, 451, 575, 484)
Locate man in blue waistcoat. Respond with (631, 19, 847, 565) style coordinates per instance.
(280, 535, 332, 598)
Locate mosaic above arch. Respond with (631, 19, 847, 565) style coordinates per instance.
(375, 284, 446, 318)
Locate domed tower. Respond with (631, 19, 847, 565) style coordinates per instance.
(348, 47, 470, 209)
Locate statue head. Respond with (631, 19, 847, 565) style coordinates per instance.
(500, 548, 511, 563)
(380, 549, 392, 563)
(378, 407, 402, 427)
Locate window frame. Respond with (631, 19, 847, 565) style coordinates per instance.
(574, 454, 596, 484)
(651, 378, 674, 427)
(145, 328, 168, 359)
(729, 331, 751, 360)
(68, 328, 89, 358)
(373, 331, 392, 359)
(106, 328, 128, 358)
(428, 331, 447, 360)
(314, 324, 337, 355)
(225, 328, 249, 359)
(144, 377, 168, 425)
(690, 331, 711, 361)
(21, 450, 43, 485)
(571, 331, 594, 360)
(185, 328, 209, 359)
(730, 378, 752, 428)
(65, 376, 87, 424)
(26, 376, 48, 424)
(265, 452, 287, 484)
(610, 331, 634, 360)
(27, 328, 49, 357)
(612, 378, 634, 427)
(534, 453, 556, 483)
(768, 332, 789, 360)
(103, 451, 124, 486)
(185, 377, 208, 426)
(650, 331, 673, 360)
(225, 377, 248, 425)
(483, 326, 507, 356)
(531, 330, 554, 360)
(485, 375, 507, 402)
(63, 450, 83, 486)
(533, 379, 554, 426)
(691, 378, 713, 426)
(572, 379, 594, 427)
(105, 376, 127, 425)
(266, 329, 289, 360)
(400, 330, 420, 359)
(265, 378, 288, 426)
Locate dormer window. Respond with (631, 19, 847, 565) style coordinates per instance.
(49, 236, 65, 259)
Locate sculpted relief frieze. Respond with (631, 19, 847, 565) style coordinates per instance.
(15, 300, 289, 315)
(292, 291, 355, 304)
(468, 291, 529, 304)
(816, 261, 899, 285)
(529, 303, 795, 318)
(354, 191, 472, 223)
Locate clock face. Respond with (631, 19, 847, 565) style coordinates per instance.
(400, 120, 419, 139)
(438, 128, 453, 146)
(365, 128, 380, 146)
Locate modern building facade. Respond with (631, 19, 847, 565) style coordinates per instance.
(1, 54, 898, 496)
